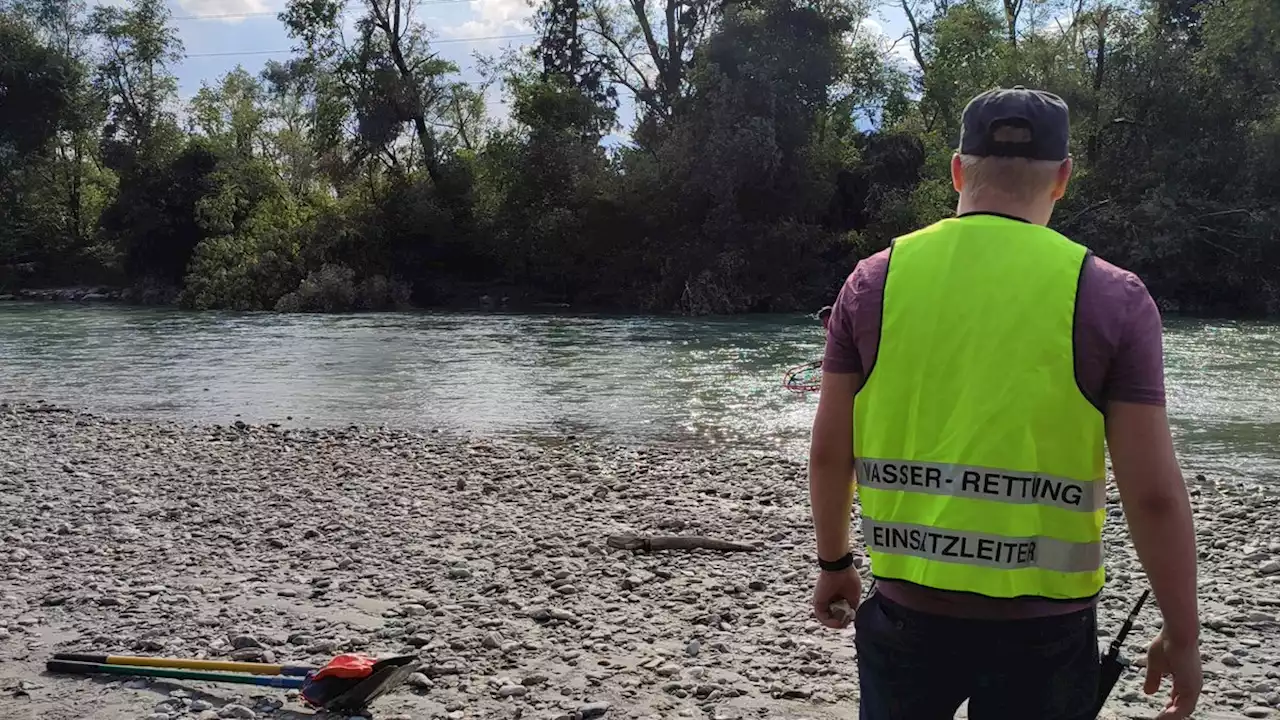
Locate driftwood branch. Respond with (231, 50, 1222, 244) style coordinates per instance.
(607, 533, 759, 553)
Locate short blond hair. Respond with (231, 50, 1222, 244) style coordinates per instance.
(958, 154, 1064, 203)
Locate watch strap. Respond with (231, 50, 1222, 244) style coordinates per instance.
(818, 552, 854, 572)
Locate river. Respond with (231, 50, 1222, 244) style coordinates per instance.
(0, 304, 1276, 483)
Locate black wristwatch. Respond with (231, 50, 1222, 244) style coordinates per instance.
(818, 552, 854, 572)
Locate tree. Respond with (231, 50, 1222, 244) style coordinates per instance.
(0, 11, 78, 279)
(579, 0, 720, 138)
(2, 0, 1277, 316)
(281, 0, 462, 185)
(89, 0, 183, 161)
(0, 13, 74, 166)
(189, 67, 268, 159)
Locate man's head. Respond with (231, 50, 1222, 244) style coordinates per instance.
(952, 86, 1073, 225)
(818, 305, 833, 333)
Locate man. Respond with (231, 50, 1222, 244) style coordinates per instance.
(808, 87, 1201, 720)
(818, 305, 833, 336)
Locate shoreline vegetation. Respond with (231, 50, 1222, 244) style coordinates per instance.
(3, 0, 1280, 318)
(2, 401, 1279, 719)
(0, 285, 567, 313)
(0, 284, 1261, 319)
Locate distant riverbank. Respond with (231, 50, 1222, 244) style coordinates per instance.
(0, 286, 128, 303)
(1, 403, 1278, 720)
(4, 282, 1278, 321)
(0, 283, 586, 314)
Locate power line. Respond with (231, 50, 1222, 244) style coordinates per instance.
(183, 32, 535, 58)
(170, 0, 482, 21)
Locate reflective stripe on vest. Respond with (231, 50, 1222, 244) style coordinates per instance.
(856, 458, 1105, 513)
(862, 518, 1103, 574)
(853, 214, 1107, 601)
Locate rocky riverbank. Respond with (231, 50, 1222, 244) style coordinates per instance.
(0, 286, 179, 305)
(1, 403, 1278, 720)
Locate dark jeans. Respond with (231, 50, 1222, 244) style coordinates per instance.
(855, 591, 1100, 720)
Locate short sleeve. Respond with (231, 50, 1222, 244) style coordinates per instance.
(1103, 276, 1167, 406)
(823, 274, 862, 374)
(823, 250, 890, 375)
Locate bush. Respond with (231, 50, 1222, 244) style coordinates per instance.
(354, 274, 412, 310)
(179, 232, 302, 311)
(272, 262, 412, 312)
(275, 263, 356, 312)
(180, 235, 263, 311)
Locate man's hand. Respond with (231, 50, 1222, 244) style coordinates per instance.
(1142, 629, 1202, 719)
(812, 568, 862, 629)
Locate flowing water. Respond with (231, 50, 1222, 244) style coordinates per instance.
(0, 304, 1276, 483)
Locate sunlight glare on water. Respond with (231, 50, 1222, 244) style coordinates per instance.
(0, 305, 1275, 483)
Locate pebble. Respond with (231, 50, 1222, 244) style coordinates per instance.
(217, 705, 256, 720)
(1244, 709, 1274, 718)
(2, 406, 1277, 720)
(1261, 561, 1280, 576)
(1223, 653, 1244, 667)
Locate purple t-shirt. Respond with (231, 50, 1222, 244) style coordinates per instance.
(825, 216, 1166, 619)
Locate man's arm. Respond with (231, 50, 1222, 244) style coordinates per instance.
(1100, 270, 1201, 718)
(809, 369, 865, 627)
(1107, 401, 1199, 645)
(809, 370, 862, 562)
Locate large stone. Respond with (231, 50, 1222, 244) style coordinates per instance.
(217, 705, 257, 720)
(229, 634, 262, 649)
(578, 702, 612, 719)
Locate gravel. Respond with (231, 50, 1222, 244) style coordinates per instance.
(1, 402, 1278, 720)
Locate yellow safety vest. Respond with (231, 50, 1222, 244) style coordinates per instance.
(853, 213, 1107, 601)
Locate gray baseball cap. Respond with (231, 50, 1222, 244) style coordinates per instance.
(959, 86, 1070, 161)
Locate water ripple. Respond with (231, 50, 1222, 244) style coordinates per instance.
(0, 305, 1275, 482)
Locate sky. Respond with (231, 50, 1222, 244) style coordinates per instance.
(110, 0, 918, 138)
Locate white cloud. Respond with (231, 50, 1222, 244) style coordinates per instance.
(439, 0, 534, 38)
(858, 15, 918, 68)
(175, 0, 273, 22)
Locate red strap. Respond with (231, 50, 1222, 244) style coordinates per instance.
(311, 654, 377, 681)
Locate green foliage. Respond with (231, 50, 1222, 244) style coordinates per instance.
(0, 14, 74, 162)
(274, 264, 410, 312)
(2, 0, 1279, 315)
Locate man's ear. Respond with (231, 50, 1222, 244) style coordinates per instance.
(1052, 157, 1073, 200)
(951, 153, 964, 193)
